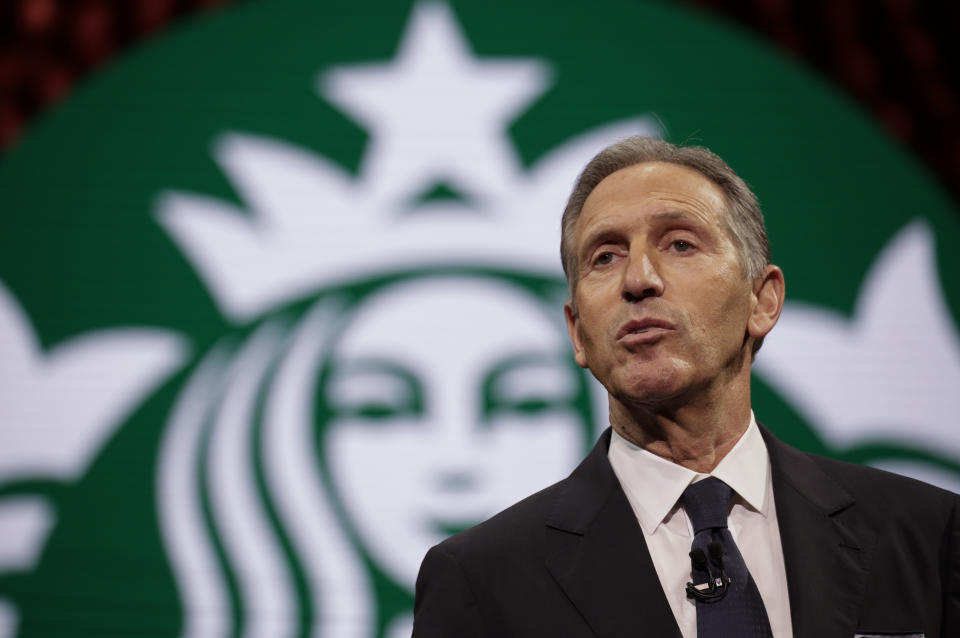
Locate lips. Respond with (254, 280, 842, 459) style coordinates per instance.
(616, 317, 676, 341)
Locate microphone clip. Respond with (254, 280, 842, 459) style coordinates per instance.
(685, 542, 731, 603)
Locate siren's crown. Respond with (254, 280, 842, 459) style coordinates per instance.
(156, 2, 659, 321)
(158, 120, 657, 321)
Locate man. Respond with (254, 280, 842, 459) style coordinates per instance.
(412, 137, 959, 637)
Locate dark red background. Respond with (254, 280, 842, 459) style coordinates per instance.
(1, 0, 957, 205)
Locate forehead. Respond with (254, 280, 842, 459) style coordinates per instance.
(577, 161, 727, 237)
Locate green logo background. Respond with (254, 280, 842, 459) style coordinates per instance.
(1, 1, 958, 636)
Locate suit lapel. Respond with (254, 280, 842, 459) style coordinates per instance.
(544, 429, 682, 638)
(762, 427, 877, 638)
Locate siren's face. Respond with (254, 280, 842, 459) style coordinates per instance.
(322, 276, 586, 588)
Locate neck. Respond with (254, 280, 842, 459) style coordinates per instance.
(608, 373, 752, 474)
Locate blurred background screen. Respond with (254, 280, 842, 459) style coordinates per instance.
(0, 1, 958, 637)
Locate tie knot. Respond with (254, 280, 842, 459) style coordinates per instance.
(680, 477, 733, 534)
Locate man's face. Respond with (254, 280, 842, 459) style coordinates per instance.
(565, 161, 758, 408)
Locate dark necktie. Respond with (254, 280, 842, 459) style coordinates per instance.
(680, 477, 774, 638)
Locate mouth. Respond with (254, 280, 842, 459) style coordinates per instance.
(616, 317, 676, 342)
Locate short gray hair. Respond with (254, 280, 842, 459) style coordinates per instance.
(560, 136, 770, 290)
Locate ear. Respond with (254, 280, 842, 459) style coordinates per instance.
(564, 300, 589, 368)
(748, 265, 785, 340)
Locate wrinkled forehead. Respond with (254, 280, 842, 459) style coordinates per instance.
(578, 161, 729, 234)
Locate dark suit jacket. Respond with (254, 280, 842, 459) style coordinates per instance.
(413, 426, 960, 637)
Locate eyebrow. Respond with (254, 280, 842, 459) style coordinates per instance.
(579, 209, 708, 256)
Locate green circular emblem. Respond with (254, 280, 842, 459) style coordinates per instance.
(1, 1, 958, 636)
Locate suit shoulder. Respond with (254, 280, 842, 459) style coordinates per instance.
(763, 425, 958, 515)
(792, 448, 959, 524)
(810, 451, 953, 495)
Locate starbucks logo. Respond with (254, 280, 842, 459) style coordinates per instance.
(1, 1, 958, 636)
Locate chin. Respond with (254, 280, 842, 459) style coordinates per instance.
(611, 361, 691, 406)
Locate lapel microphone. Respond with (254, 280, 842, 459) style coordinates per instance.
(685, 541, 731, 602)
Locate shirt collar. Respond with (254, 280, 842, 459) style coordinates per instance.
(607, 412, 770, 535)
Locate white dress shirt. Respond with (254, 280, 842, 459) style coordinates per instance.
(607, 414, 793, 638)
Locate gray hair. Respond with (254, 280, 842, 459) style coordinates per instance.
(559, 136, 772, 355)
(561, 136, 770, 289)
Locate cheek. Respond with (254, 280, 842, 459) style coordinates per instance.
(579, 302, 616, 346)
(686, 279, 751, 341)
(711, 287, 754, 345)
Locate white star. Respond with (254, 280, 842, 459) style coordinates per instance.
(319, 2, 551, 208)
(754, 221, 960, 477)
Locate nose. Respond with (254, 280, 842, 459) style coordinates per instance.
(621, 249, 663, 302)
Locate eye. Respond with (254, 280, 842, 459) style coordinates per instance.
(593, 249, 621, 266)
(670, 239, 695, 253)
